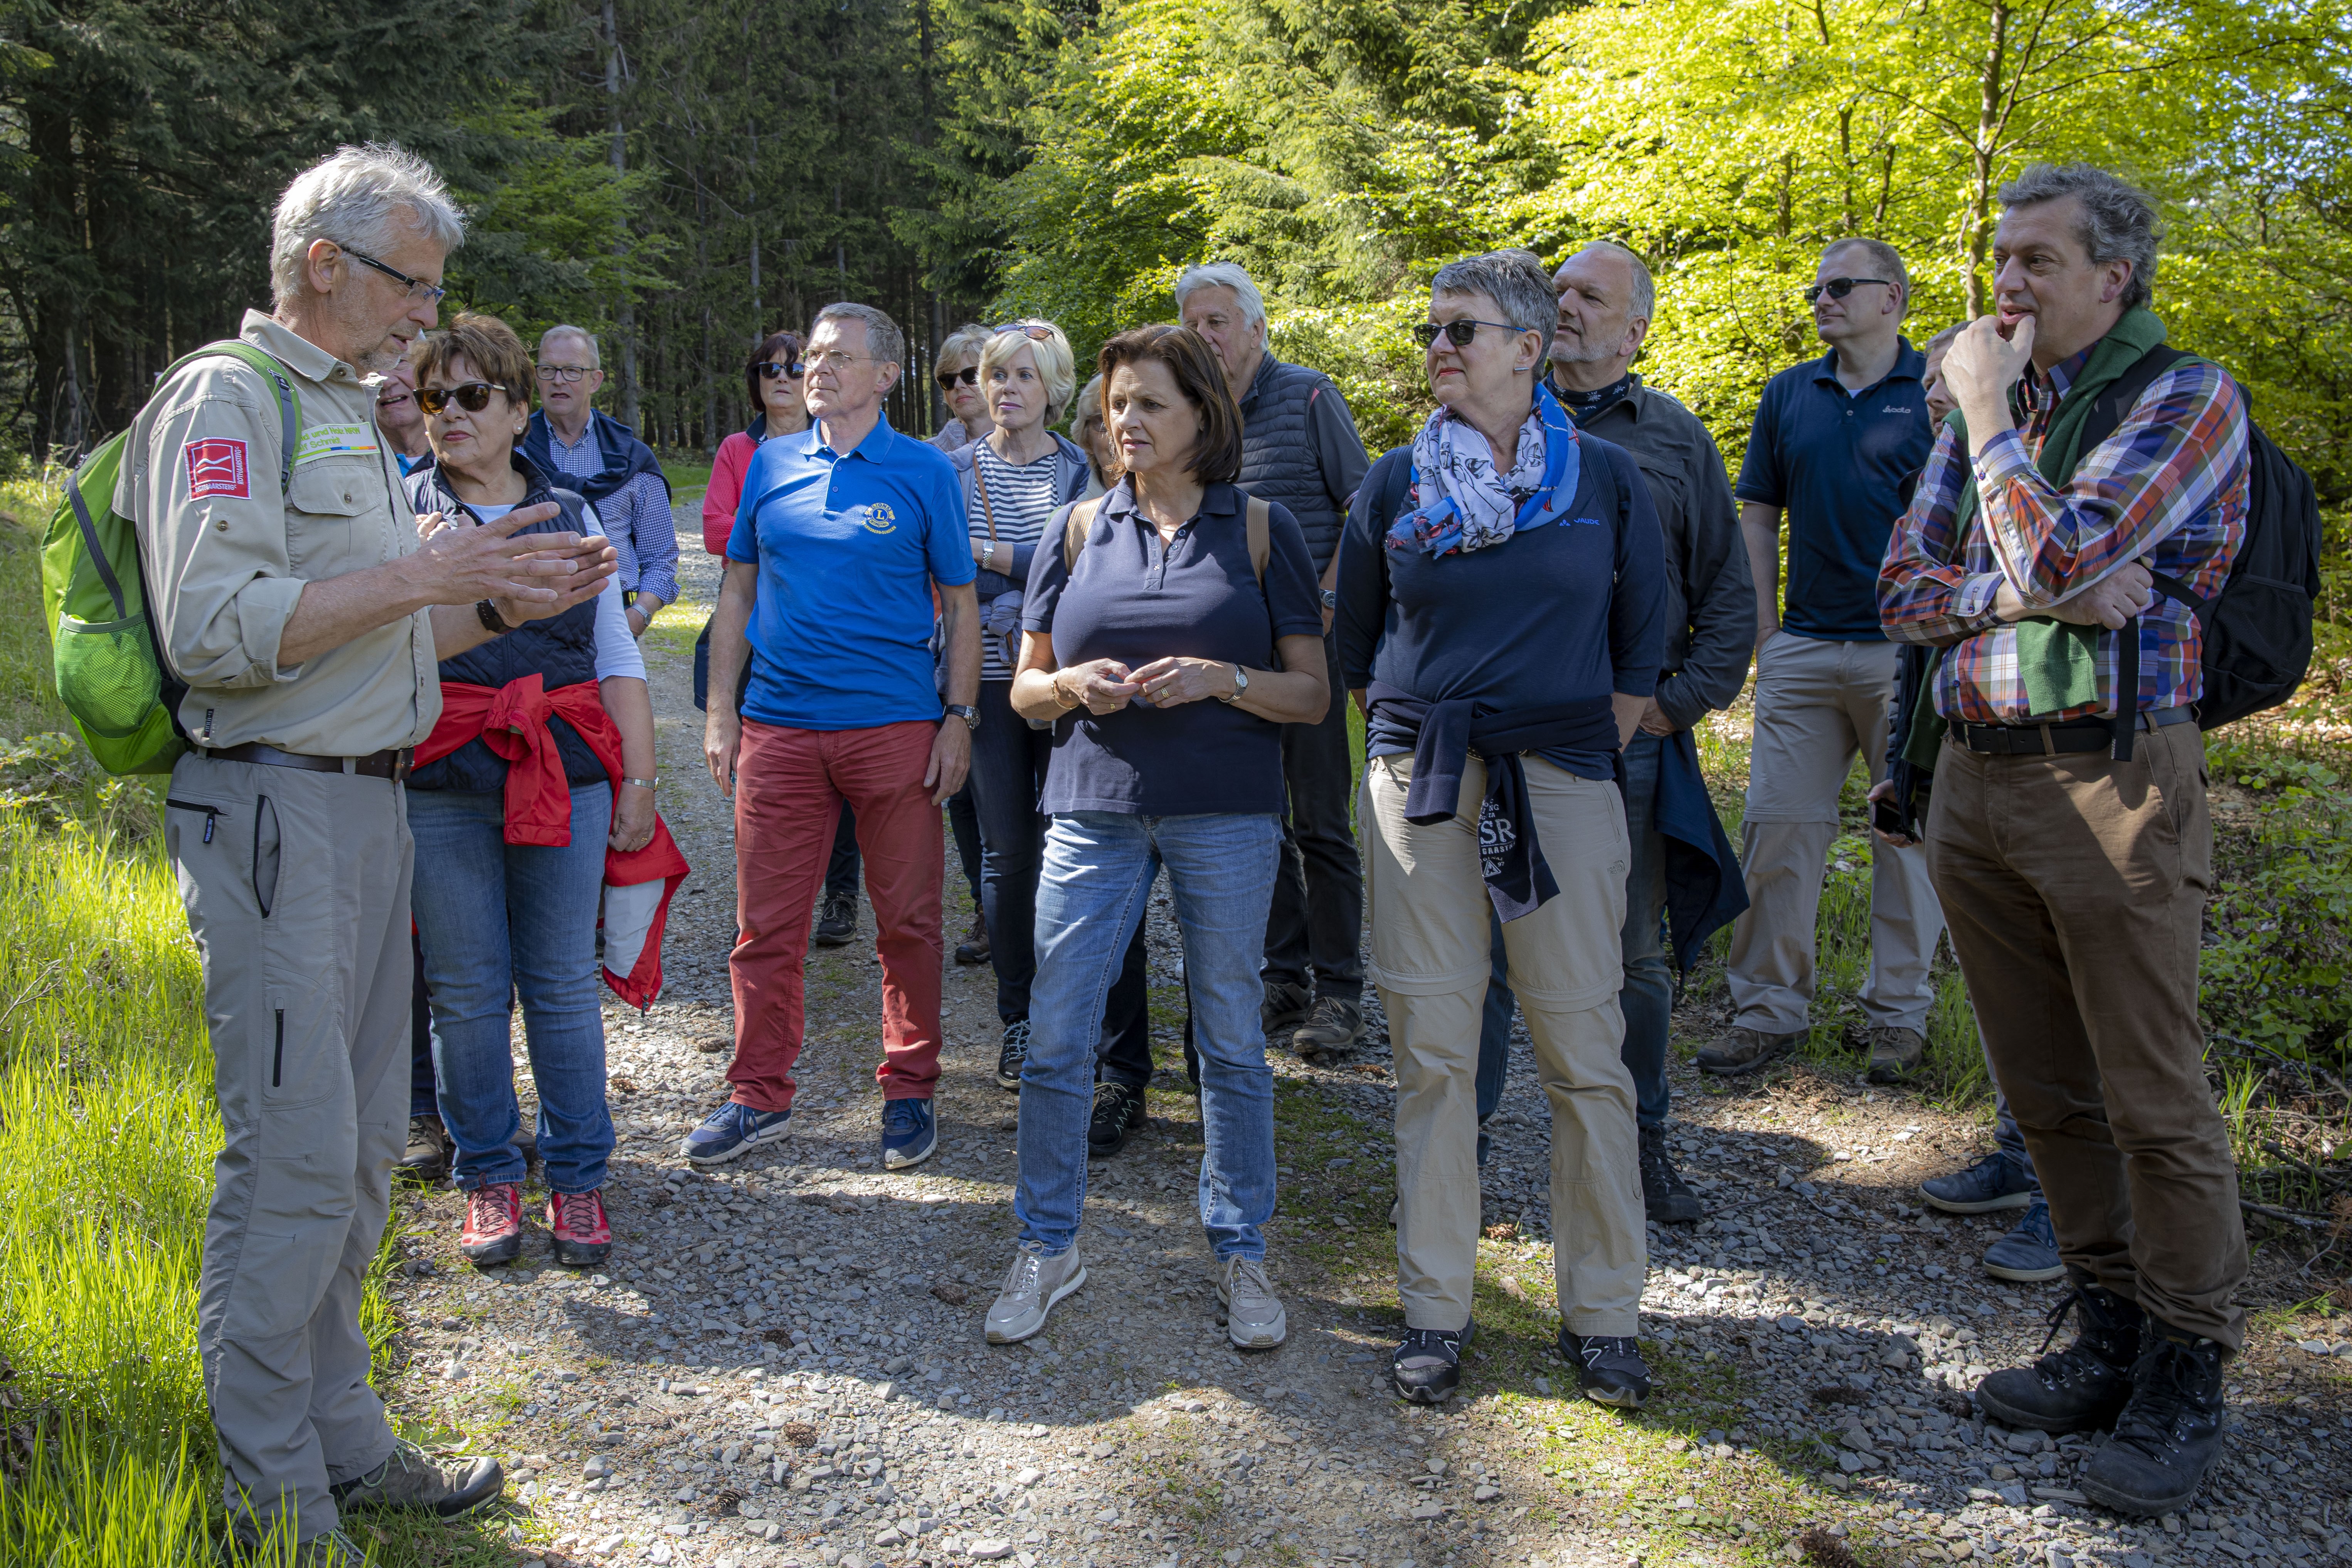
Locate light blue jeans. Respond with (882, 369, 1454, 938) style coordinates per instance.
(1015, 811, 1282, 1259)
(409, 784, 615, 1195)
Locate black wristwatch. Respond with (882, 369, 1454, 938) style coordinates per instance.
(944, 703, 981, 731)
(475, 599, 515, 635)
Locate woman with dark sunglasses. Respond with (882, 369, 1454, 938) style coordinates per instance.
(928, 322, 992, 454)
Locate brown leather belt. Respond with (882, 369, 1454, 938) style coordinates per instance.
(197, 742, 414, 781)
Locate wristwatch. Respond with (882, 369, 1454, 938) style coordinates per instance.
(1218, 665, 1251, 705)
(1319, 588, 1338, 611)
(475, 599, 514, 635)
(945, 703, 981, 731)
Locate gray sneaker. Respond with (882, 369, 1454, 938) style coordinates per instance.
(1218, 1255, 1287, 1348)
(1866, 1025, 1926, 1083)
(1694, 1024, 1802, 1077)
(1291, 996, 1366, 1058)
(984, 1244, 1086, 1344)
(329, 1439, 502, 1518)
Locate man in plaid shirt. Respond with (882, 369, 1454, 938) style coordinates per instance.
(1877, 163, 2248, 1519)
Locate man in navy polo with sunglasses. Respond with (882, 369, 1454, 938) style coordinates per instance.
(1700, 237, 1943, 1084)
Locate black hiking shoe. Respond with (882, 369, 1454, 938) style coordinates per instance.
(1391, 1321, 1472, 1404)
(2078, 1324, 2229, 1516)
(1560, 1329, 1652, 1409)
(1975, 1283, 2144, 1433)
(1087, 1081, 1146, 1156)
(1638, 1124, 1701, 1225)
(814, 890, 858, 947)
(995, 1019, 1031, 1092)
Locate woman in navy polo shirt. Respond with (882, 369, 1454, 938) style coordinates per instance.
(984, 324, 1329, 1349)
(1336, 250, 1666, 1408)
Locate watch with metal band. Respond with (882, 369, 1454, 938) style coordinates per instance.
(945, 703, 981, 730)
(1218, 665, 1251, 704)
(622, 776, 659, 790)
(1318, 587, 1338, 611)
(475, 598, 514, 635)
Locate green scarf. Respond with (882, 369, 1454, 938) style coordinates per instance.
(1947, 306, 2170, 715)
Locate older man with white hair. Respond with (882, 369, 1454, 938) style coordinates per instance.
(523, 322, 679, 636)
(124, 143, 616, 1559)
(1178, 261, 1371, 1058)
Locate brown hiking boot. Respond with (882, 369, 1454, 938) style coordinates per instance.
(397, 1114, 448, 1183)
(1866, 1025, 1926, 1083)
(1291, 996, 1365, 1058)
(1693, 1024, 1802, 1077)
(954, 915, 991, 966)
(330, 1439, 503, 1518)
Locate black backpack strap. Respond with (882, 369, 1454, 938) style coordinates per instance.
(2090, 344, 2192, 762)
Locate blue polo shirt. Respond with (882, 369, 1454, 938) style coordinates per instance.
(727, 413, 976, 730)
(1734, 340, 1931, 641)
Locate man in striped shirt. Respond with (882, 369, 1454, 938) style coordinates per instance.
(1877, 163, 2248, 1519)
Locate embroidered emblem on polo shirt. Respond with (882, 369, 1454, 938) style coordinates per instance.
(860, 502, 898, 535)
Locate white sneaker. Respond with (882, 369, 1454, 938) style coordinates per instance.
(984, 1244, 1086, 1344)
(1218, 1255, 1287, 1348)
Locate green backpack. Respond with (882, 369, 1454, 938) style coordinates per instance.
(39, 342, 299, 774)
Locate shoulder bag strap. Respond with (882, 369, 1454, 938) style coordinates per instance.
(1245, 496, 1270, 585)
(1062, 497, 1103, 571)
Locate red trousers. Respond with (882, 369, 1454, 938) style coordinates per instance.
(729, 718, 945, 1110)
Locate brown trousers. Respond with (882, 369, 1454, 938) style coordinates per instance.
(1924, 720, 2246, 1348)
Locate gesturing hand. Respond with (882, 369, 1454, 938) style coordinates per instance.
(1055, 658, 1139, 715)
(411, 502, 605, 609)
(1128, 656, 1234, 710)
(491, 535, 619, 627)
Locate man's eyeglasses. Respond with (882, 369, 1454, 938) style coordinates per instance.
(341, 247, 447, 305)
(535, 365, 595, 384)
(757, 360, 806, 381)
(936, 365, 979, 390)
(1411, 319, 1520, 350)
(416, 382, 513, 416)
(808, 349, 871, 372)
(1802, 277, 1895, 303)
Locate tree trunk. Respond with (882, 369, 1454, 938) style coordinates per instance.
(604, 0, 643, 432)
(1964, 0, 2012, 318)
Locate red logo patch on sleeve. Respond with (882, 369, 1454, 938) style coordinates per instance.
(184, 437, 251, 500)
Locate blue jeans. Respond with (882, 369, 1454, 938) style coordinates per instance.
(1016, 811, 1282, 1259)
(1993, 1085, 2039, 1188)
(409, 784, 616, 1195)
(1479, 730, 1674, 1129)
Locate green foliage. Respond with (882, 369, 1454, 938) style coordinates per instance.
(2200, 737, 2352, 1063)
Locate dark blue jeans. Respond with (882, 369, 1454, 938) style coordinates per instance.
(1478, 730, 1674, 1129)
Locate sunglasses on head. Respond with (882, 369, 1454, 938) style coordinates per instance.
(1410, 318, 1519, 350)
(416, 382, 512, 416)
(993, 323, 1055, 342)
(1802, 276, 1894, 303)
(936, 365, 979, 390)
(757, 360, 806, 380)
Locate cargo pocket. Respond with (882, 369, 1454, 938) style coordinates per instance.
(252, 795, 280, 917)
(259, 980, 338, 1114)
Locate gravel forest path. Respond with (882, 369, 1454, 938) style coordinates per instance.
(370, 522, 2352, 1568)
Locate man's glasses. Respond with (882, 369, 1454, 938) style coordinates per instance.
(342, 246, 447, 304)
(808, 350, 871, 372)
(1411, 319, 1520, 350)
(936, 365, 979, 390)
(757, 360, 806, 381)
(417, 382, 513, 416)
(1802, 277, 1894, 303)
(535, 365, 594, 384)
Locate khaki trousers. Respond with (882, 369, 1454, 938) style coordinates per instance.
(1925, 722, 2247, 1348)
(1364, 754, 1645, 1335)
(1728, 631, 1945, 1034)
(167, 754, 413, 1539)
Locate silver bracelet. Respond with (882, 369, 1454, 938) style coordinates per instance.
(622, 776, 659, 790)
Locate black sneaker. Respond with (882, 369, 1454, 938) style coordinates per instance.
(1975, 1283, 2145, 1433)
(1391, 1321, 1472, 1404)
(2078, 1324, 2229, 1517)
(1261, 979, 1312, 1035)
(1560, 1329, 1652, 1409)
(995, 1020, 1032, 1091)
(814, 890, 858, 947)
(1637, 1124, 1701, 1225)
(1088, 1081, 1146, 1155)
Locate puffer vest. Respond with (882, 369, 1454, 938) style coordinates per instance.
(1237, 355, 1345, 571)
(404, 453, 605, 793)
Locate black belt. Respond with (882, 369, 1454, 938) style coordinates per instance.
(1947, 706, 2190, 757)
(197, 742, 414, 781)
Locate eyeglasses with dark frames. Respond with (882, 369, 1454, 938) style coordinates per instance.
(936, 365, 980, 390)
(756, 360, 806, 381)
(1802, 277, 1895, 303)
(1411, 319, 1523, 350)
(535, 365, 595, 383)
(340, 246, 448, 304)
(416, 382, 514, 416)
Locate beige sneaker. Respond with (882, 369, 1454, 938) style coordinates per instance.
(1866, 1026, 1926, 1083)
(1693, 1024, 1802, 1076)
(1218, 1255, 1288, 1348)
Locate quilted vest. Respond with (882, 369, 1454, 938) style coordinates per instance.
(1236, 355, 1344, 571)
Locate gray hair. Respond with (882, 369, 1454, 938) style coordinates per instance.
(1998, 163, 2162, 311)
(538, 324, 601, 368)
(937, 322, 991, 370)
(1821, 237, 1911, 318)
(813, 301, 906, 367)
(1173, 262, 1267, 328)
(271, 143, 466, 309)
(1431, 248, 1557, 340)
(1569, 241, 1655, 323)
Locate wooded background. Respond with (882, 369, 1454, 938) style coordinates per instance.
(5, 0, 2350, 501)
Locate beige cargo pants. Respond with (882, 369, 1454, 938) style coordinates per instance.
(165, 753, 412, 1542)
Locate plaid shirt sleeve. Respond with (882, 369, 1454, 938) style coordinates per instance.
(607, 469, 680, 606)
(1877, 358, 2248, 724)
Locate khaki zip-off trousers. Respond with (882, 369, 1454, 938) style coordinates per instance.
(166, 754, 412, 1541)
(1364, 754, 1646, 1335)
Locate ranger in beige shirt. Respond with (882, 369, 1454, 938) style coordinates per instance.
(131, 145, 613, 1561)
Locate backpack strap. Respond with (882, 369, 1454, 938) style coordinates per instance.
(158, 342, 302, 494)
(1062, 497, 1104, 571)
(2080, 343, 2191, 761)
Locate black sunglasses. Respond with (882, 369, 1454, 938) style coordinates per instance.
(417, 382, 513, 416)
(1411, 319, 1521, 350)
(1803, 277, 1895, 303)
(756, 360, 806, 381)
(936, 365, 979, 390)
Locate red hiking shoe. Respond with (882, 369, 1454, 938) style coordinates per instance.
(547, 1189, 612, 1267)
(460, 1183, 523, 1267)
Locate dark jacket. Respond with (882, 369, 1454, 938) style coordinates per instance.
(1565, 374, 1754, 730)
(404, 452, 606, 793)
(1237, 354, 1370, 575)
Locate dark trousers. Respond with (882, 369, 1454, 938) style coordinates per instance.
(1261, 633, 1363, 1003)
(826, 801, 861, 903)
(410, 927, 436, 1118)
(947, 785, 982, 910)
(1477, 730, 1673, 1129)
